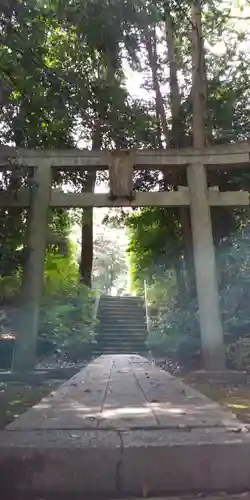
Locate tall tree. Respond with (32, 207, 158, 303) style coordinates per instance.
(191, 0, 207, 148)
(164, 4, 196, 296)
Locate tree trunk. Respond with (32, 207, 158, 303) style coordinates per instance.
(164, 8, 182, 148)
(173, 258, 187, 300)
(80, 183, 95, 288)
(145, 16, 193, 298)
(191, 0, 207, 148)
(179, 207, 196, 294)
(79, 123, 101, 288)
(165, 6, 196, 296)
(144, 24, 169, 144)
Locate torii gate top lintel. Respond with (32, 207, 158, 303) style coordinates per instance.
(0, 141, 250, 169)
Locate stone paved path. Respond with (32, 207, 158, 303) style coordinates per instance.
(7, 354, 241, 431)
(1, 354, 250, 497)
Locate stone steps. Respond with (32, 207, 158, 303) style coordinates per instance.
(98, 307, 145, 314)
(96, 329, 147, 336)
(96, 323, 147, 329)
(97, 338, 147, 345)
(99, 302, 144, 307)
(96, 334, 147, 340)
(98, 312, 146, 319)
(93, 349, 148, 355)
(97, 313, 146, 319)
(95, 296, 148, 356)
(94, 348, 148, 354)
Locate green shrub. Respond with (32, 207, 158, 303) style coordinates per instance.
(0, 245, 98, 363)
(226, 337, 250, 371)
(147, 327, 172, 357)
(39, 284, 97, 361)
(147, 327, 201, 368)
(34, 244, 98, 361)
(0, 275, 21, 302)
(147, 298, 201, 368)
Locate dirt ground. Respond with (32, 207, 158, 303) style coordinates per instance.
(0, 380, 60, 429)
(185, 376, 250, 424)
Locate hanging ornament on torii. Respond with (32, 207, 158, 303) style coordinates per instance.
(106, 150, 135, 202)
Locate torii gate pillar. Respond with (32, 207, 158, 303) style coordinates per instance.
(187, 163, 226, 370)
(12, 161, 52, 372)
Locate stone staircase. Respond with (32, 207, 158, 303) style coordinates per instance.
(94, 296, 148, 355)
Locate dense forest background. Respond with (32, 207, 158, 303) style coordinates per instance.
(1, 0, 250, 368)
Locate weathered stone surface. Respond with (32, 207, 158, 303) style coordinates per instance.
(131, 361, 238, 429)
(1, 354, 250, 495)
(0, 429, 120, 493)
(7, 356, 114, 430)
(6, 353, 238, 432)
(121, 428, 250, 495)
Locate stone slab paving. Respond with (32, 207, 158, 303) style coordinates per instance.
(1, 354, 250, 497)
(5, 354, 240, 431)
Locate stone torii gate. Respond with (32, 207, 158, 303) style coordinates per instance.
(1, 143, 250, 372)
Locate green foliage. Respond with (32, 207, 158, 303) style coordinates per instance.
(0, 276, 20, 303)
(126, 208, 183, 292)
(226, 338, 250, 371)
(0, 205, 26, 279)
(218, 227, 250, 336)
(39, 240, 96, 361)
(145, 224, 250, 368)
(147, 296, 201, 368)
(146, 272, 177, 311)
(93, 228, 128, 294)
(147, 328, 201, 368)
(0, 240, 96, 362)
(44, 242, 78, 294)
(39, 284, 95, 362)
